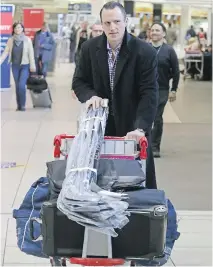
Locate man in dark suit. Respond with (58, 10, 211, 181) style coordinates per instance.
(72, 1, 158, 189)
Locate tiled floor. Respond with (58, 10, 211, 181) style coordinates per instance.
(0, 62, 212, 266)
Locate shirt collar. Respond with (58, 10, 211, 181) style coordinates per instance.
(107, 41, 121, 52)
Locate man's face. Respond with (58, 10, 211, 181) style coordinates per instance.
(92, 24, 103, 37)
(150, 24, 165, 42)
(41, 25, 48, 32)
(208, 46, 212, 52)
(81, 22, 88, 30)
(143, 22, 149, 31)
(101, 7, 126, 44)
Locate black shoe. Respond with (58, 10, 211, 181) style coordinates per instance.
(16, 108, 20, 111)
(153, 150, 161, 158)
(19, 107, 26, 111)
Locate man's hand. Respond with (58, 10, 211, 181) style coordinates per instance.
(86, 96, 104, 110)
(71, 90, 77, 100)
(125, 129, 145, 143)
(30, 68, 36, 73)
(169, 91, 177, 102)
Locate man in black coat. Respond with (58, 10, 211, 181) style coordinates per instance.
(72, 1, 158, 189)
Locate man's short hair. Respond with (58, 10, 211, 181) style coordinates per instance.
(151, 22, 167, 33)
(42, 22, 48, 27)
(100, 1, 127, 21)
(93, 20, 102, 26)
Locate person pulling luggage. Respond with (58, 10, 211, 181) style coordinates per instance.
(0, 22, 36, 111)
(150, 22, 180, 158)
(72, 1, 158, 189)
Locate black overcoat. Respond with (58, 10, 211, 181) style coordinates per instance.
(72, 30, 158, 189)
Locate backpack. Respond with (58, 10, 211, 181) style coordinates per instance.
(13, 177, 49, 258)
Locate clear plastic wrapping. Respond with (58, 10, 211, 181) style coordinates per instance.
(57, 105, 129, 237)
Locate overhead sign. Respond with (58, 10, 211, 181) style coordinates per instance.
(23, 8, 44, 40)
(0, 4, 14, 91)
(68, 3, 91, 14)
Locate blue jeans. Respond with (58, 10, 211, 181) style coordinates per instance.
(36, 57, 48, 78)
(12, 64, 29, 109)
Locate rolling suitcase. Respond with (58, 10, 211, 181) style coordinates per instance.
(112, 188, 168, 259)
(27, 75, 52, 108)
(30, 89, 52, 108)
(41, 199, 84, 257)
(40, 188, 167, 259)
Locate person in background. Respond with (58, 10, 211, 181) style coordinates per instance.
(0, 22, 36, 111)
(166, 22, 177, 46)
(69, 24, 78, 63)
(72, 21, 103, 99)
(33, 22, 55, 78)
(129, 24, 136, 36)
(206, 44, 212, 53)
(138, 21, 149, 40)
(150, 22, 180, 158)
(75, 21, 91, 65)
(90, 21, 103, 38)
(73, 1, 158, 189)
(198, 27, 207, 48)
(145, 27, 151, 43)
(186, 25, 196, 41)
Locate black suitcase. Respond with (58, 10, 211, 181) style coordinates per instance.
(41, 200, 84, 257)
(112, 189, 168, 259)
(41, 189, 167, 259)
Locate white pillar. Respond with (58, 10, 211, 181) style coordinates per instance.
(207, 8, 212, 45)
(180, 5, 191, 49)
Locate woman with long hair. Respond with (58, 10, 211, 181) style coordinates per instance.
(0, 22, 36, 111)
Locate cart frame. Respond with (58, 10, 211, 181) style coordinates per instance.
(49, 133, 148, 266)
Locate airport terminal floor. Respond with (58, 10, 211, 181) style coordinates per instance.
(1, 60, 212, 265)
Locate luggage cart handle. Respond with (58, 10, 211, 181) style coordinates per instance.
(53, 134, 148, 159)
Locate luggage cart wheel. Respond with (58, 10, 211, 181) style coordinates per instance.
(61, 258, 66, 266)
(50, 257, 66, 266)
(33, 105, 35, 108)
(130, 260, 136, 266)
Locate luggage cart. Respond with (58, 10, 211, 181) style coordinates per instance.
(183, 51, 204, 80)
(49, 133, 148, 266)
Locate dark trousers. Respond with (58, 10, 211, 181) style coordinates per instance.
(69, 49, 76, 63)
(12, 64, 29, 109)
(105, 114, 157, 189)
(36, 56, 48, 78)
(152, 90, 169, 151)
